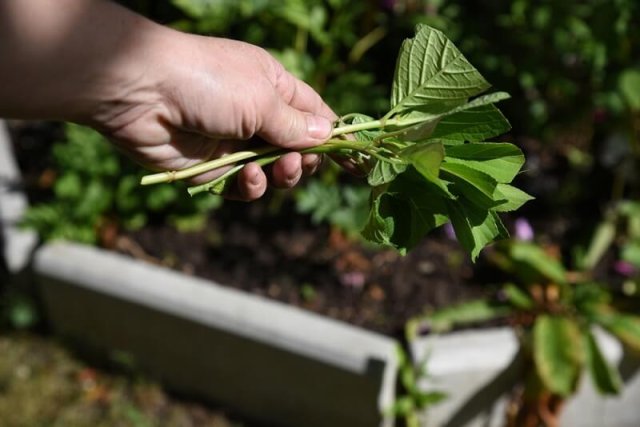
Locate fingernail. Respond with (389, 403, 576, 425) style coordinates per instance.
(306, 115, 332, 140)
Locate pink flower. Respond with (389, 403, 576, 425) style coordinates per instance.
(614, 260, 637, 277)
(514, 218, 534, 241)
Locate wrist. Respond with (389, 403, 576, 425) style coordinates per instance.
(0, 0, 173, 127)
(66, 3, 175, 129)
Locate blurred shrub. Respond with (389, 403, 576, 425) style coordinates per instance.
(23, 124, 221, 244)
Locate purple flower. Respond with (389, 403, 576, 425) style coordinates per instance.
(444, 222, 457, 240)
(614, 260, 637, 278)
(514, 218, 534, 241)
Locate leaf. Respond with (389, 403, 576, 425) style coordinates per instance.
(585, 329, 622, 395)
(207, 175, 235, 195)
(389, 92, 511, 141)
(349, 113, 384, 142)
(361, 190, 395, 247)
(389, 25, 490, 116)
(502, 283, 535, 310)
(362, 170, 449, 253)
(493, 184, 534, 212)
(425, 299, 512, 333)
(430, 104, 511, 143)
(533, 315, 584, 396)
(510, 242, 567, 284)
(596, 312, 640, 353)
(389, 396, 415, 416)
(415, 391, 448, 408)
(582, 219, 616, 270)
(368, 160, 407, 186)
(444, 143, 525, 183)
(400, 142, 451, 195)
(441, 163, 502, 209)
(447, 199, 509, 261)
(400, 363, 417, 392)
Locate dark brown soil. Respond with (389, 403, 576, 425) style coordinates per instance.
(124, 198, 492, 337)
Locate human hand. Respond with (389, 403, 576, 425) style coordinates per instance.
(0, 0, 336, 200)
(98, 31, 337, 200)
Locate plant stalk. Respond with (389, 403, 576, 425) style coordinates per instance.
(140, 146, 279, 186)
(140, 116, 426, 187)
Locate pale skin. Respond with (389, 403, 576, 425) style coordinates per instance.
(0, 0, 337, 200)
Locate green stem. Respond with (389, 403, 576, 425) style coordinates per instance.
(187, 153, 282, 196)
(140, 146, 279, 186)
(331, 119, 386, 136)
(331, 115, 425, 136)
(140, 116, 421, 186)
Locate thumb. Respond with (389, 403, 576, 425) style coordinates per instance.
(257, 98, 333, 150)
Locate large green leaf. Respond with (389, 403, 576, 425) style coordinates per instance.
(585, 329, 622, 395)
(447, 199, 508, 261)
(430, 104, 511, 142)
(533, 315, 584, 396)
(444, 143, 525, 183)
(389, 25, 490, 117)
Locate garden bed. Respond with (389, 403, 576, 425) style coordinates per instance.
(9, 120, 497, 337)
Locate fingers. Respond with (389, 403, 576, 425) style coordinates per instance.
(271, 152, 303, 188)
(223, 161, 267, 201)
(224, 153, 323, 201)
(301, 153, 322, 175)
(255, 65, 336, 150)
(269, 153, 322, 188)
(257, 99, 332, 150)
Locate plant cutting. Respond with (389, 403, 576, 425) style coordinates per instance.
(141, 25, 532, 259)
